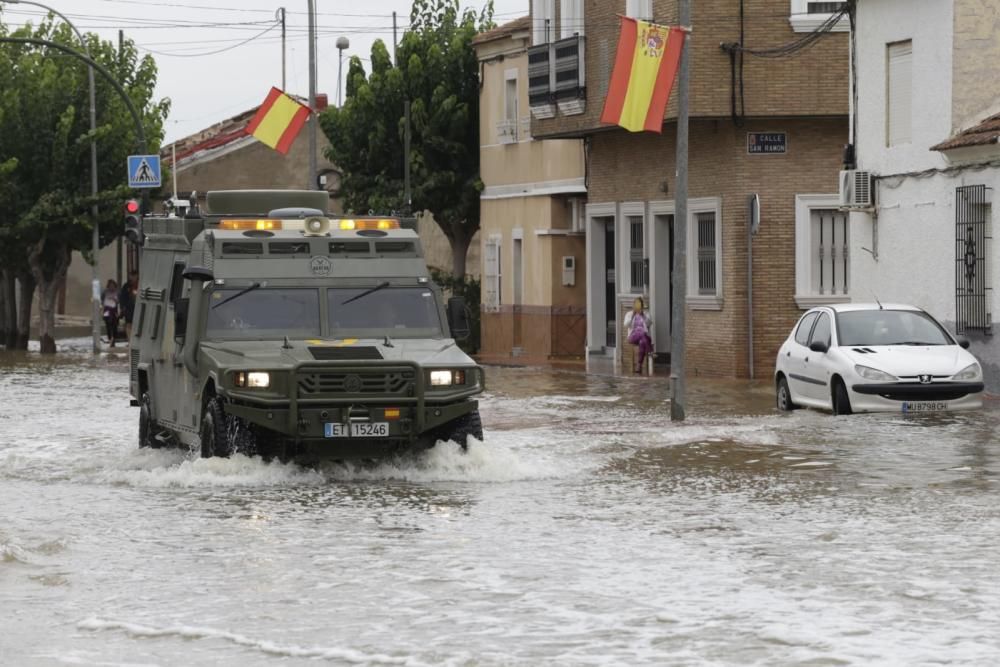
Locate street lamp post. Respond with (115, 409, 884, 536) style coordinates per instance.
(336, 36, 349, 107)
(4, 0, 102, 354)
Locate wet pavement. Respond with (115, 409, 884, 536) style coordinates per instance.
(2, 340, 999, 665)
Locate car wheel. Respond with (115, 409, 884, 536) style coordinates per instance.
(776, 377, 797, 412)
(832, 380, 853, 416)
(138, 393, 161, 448)
(434, 410, 484, 450)
(200, 398, 234, 458)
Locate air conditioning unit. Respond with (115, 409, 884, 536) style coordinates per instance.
(839, 169, 874, 208)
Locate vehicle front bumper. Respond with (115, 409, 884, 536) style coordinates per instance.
(849, 381, 984, 412)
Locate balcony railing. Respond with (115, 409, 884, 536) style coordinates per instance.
(528, 35, 586, 120)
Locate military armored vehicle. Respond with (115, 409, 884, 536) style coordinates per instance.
(124, 190, 484, 459)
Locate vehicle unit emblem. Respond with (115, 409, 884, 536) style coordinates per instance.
(343, 374, 362, 393)
(310, 256, 332, 276)
(919, 374, 932, 384)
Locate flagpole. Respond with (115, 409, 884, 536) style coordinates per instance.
(670, 0, 691, 422)
(307, 0, 317, 190)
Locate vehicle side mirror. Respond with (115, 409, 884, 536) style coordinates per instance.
(809, 340, 829, 353)
(174, 297, 189, 344)
(447, 297, 470, 341)
(957, 337, 971, 349)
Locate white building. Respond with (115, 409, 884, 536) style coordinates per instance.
(849, 0, 1000, 390)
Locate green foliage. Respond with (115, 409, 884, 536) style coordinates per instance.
(0, 15, 170, 272)
(319, 0, 493, 275)
(431, 268, 481, 354)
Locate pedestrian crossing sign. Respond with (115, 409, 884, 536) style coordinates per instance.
(127, 154, 161, 188)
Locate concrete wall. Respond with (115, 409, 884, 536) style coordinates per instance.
(953, 0, 1000, 132)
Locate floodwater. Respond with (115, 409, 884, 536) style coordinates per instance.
(2, 340, 1000, 666)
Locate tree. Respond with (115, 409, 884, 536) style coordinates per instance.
(0, 16, 169, 352)
(320, 0, 493, 277)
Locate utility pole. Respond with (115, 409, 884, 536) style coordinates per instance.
(277, 7, 286, 90)
(306, 0, 317, 190)
(116, 29, 124, 287)
(670, 0, 691, 422)
(404, 100, 411, 215)
(392, 11, 398, 64)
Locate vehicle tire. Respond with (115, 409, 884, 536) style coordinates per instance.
(832, 379, 853, 416)
(435, 409, 484, 450)
(775, 377, 797, 412)
(138, 393, 161, 448)
(200, 398, 234, 458)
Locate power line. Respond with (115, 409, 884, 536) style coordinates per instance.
(137, 22, 278, 57)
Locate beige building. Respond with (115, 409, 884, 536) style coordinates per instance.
(473, 17, 588, 363)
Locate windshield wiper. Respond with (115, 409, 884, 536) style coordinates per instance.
(341, 281, 391, 305)
(212, 282, 261, 309)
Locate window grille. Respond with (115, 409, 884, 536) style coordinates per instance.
(628, 216, 645, 293)
(697, 212, 717, 295)
(807, 2, 845, 12)
(483, 237, 501, 309)
(812, 209, 849, 295)
(955, 185, 992, 335)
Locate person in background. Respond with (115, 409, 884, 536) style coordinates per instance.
(102, 279, 120, 347)
(624, 296, 653, 374)
(119, 271, 139, 340)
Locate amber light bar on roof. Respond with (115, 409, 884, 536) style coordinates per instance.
(337, 218, 399, 230)
(218, 219, 283, 231)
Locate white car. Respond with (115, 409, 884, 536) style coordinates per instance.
(774, 303, 984, 414)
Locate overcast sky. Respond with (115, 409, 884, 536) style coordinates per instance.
(1, 0, 527, 144)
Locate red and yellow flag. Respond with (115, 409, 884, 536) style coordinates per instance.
(245, 87, 311, 154)
(600, 18, 686, 134)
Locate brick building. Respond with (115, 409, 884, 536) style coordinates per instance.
(528, 0, 850, 378)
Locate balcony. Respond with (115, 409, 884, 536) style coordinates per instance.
(527, 35, 586, 120)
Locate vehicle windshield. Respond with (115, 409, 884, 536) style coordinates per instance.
(836, 309, 953, 347)
(206, 288, 320, 338)
(328, 287, 442, 338)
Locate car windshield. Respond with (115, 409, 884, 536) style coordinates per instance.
(206, 288, 320, 338)
(836, 309, 953, 347)
(328, 287, 442, 338)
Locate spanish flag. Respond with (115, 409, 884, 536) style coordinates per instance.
(245, 87, 311, 154)
(600, 18, 686, 134)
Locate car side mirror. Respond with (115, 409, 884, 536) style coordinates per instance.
(174, 297, 189, 344)
(809, 341, 829, 353)
(957, 337, 971, 349)
(447, 296, 470, 341)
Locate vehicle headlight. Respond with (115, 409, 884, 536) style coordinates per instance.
(854, 364, 897, 382)
(234, 371, 270, 388)
(954, 363, 982, 381)
(428, 369, 469, 387)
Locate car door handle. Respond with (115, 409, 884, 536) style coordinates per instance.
(804, 357, 809, 363)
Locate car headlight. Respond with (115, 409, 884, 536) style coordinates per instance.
(428, 369, 469, 387)
(854, 364, 897, 382)
(234, 371, 270, 388)
(954, 363, 982, 381)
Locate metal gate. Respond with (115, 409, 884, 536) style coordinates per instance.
(955, 185, 992, 335)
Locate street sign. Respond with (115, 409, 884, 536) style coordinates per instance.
(747, 132, 787, 154)
(127, 154, 161, 188)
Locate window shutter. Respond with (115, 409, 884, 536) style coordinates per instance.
(560, 0, 583, 38)
(484, 239, 499, 308)
(532, 0, 555, 45)
(887, 41, 912, 146)
(626, 0, 652, 20)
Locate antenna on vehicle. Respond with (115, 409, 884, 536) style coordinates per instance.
(871, 291, 883, 310)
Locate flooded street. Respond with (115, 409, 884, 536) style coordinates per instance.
(2, 342, 1000, 665)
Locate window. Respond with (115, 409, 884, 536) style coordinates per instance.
(207, 288, 321, 339)
(955, 185, 993, 334)
(810, 312, 832, 347)
(531, 0, 555, 45)
(685, 198, 722, 308)
(135, 303, 146, 337)
(795, 312, 819, 346)
(789, 0, 849, 32)
(484, 234, 502, 309)
(328, 287, 442, 338)
(628, 215, 645, 293)
(795, 195, 851, 309)
(887, 40, 913, 146)
(505, 75, 518, 123)
(626, 0, 652, 20)
(168, 263, 186, 304)
(559, 0, 583, 38)
(696, 212, 717, 296)
(811, 208, 849, 296)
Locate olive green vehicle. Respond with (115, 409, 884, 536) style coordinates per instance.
(125, 190, 484, 459)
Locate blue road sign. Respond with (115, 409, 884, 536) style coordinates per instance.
(127, 154, 161, 188)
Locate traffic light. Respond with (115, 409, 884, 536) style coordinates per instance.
(124, 199, 142, 244)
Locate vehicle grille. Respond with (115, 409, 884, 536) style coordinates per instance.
(130, 348, 140, 385)
(298, 369, 415, 396)
(309, 346, 383, 360)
